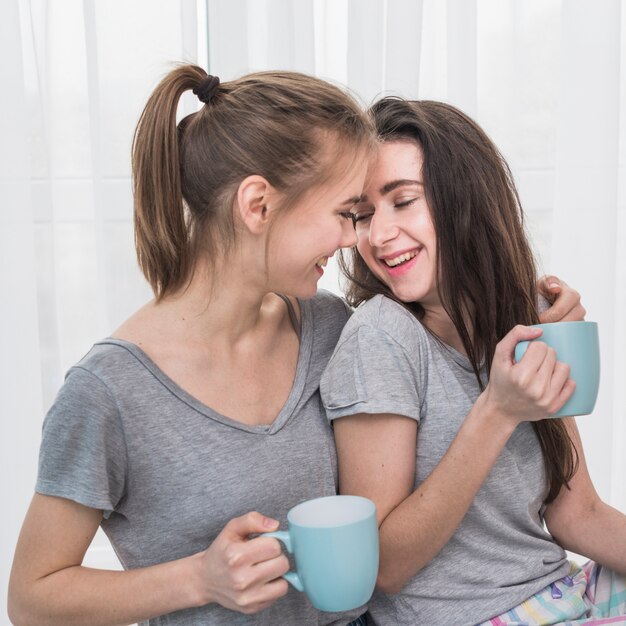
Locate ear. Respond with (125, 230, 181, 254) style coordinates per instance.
(236, 175, 276, 235)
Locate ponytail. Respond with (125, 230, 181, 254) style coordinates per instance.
(132, 64, 207, 299)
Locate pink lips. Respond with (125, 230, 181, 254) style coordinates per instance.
(378, 249, 421, 278)
(384, 255, 418, 277)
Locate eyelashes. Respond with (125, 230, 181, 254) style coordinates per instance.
(351, 197, 419, 226)
(339, 211, 356, 222)
(394, 198, 418, 208)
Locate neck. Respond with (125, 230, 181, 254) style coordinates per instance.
(149, 256, 285, 346)
(421, 303, 469, 356)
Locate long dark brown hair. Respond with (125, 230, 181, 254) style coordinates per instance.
(340, 98, 577, 503)
(132, 64, 374, 299)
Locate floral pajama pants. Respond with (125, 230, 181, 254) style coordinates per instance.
(481, 561, 626, 626)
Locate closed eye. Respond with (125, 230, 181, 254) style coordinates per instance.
(394, 198, 418, 209)
(339, 211, 359, 229)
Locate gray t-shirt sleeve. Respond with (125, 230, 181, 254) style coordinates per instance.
(36, 366, 127, 516)
(321, 322, 422, 422)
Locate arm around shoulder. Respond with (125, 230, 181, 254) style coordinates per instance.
(537, 275, 586, 323)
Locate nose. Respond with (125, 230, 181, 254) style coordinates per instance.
(369, 210, 398, 248)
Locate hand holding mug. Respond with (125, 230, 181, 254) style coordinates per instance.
(195, 511, 289, 614)
(484, 325, 576, 424)
(514, 321, 600, 418)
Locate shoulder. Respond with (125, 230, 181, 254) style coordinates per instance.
(296, 290, 352, 370)
(305, 289, 352, 321)
(58, 340, 152, 405)
(341, 295, 428, 349)
(326, 295, 430, 377)
(70, 340, 142, 383)
(304, 289, 352, 342)
(39, 343, 130, 513)
(321, 295, 425, 421)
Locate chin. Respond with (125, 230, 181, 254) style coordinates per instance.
(389, 286, 427, 305)
(284, 282, 319, 300)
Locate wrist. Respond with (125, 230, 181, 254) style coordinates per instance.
(470, 391, 518, 443)
(182, 551, 214, 608)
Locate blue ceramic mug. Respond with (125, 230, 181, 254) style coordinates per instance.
(514, 321, 600, 418)
(263, 495, 378, 612)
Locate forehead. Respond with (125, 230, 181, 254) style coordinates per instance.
(367, 140, 424, 188)
(288, 150, 369, 216)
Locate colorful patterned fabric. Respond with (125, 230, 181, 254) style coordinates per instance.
(481, 561, 626, 625)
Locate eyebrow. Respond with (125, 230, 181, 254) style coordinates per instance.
(380, 179, 423, 194)
(358, 179, 423, 203)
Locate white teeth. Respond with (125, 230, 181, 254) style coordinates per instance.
(383, 251, 418, 267)
(316, 257, 328, 268)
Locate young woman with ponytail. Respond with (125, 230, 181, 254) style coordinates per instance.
(321, 98, 626, 625)
(8, 66, 582, 626)
(8, 65, 375, 626)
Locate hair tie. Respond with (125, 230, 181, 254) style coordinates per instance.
(193, 75, 220, 104)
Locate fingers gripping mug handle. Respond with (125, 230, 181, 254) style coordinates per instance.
(261, 530, 304, 592)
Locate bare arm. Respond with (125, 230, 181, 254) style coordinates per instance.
(335, 399, 516, 593)
(335, 324, 575, 594)
(544, 419, 626, 574)
(8, 494, 288, 626)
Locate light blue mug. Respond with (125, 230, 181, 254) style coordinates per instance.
(514, 321, 600, 418)
(263, 495, 378, 612)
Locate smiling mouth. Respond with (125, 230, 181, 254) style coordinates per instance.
(316, 257, 329, 268)
(382, 250, 418, 267)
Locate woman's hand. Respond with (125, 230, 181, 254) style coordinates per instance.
(482, 325, 576, 425)
(537, 275, 586, 322)
(194, 512, 290, 614)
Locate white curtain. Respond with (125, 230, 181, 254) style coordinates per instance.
(2, 1, 624, 617)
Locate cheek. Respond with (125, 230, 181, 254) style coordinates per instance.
(428, 232, 437, 270)
(356, 238, 373, 265)
(356, 242, 382, 279)
(355, 225, 373, 253)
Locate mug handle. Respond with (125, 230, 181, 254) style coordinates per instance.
(261, 530, 304, 592)
(514, 340, 531, 363)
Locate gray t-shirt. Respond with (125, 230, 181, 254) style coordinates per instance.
(320, 295, 569, 626)
(36, 290, 361, 626)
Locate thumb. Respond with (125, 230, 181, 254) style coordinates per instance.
(225, 512, 280, 539)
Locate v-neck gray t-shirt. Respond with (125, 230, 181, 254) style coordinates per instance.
(320, 295, 569, 626)
(36, 290, 360, 626)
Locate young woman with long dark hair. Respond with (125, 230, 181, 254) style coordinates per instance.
(322, 98, 626, 625)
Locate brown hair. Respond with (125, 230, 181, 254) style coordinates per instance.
(132, 64, 374, 299)
(340, 97, 577, 503)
